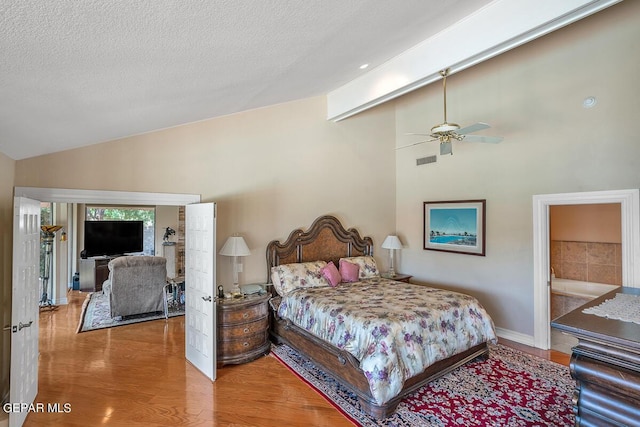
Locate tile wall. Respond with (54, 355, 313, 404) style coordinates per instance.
(550, 240, 622, 285)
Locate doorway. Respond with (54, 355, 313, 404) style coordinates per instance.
(532, 189, 640, 350)
(549, 203, 622, 353)
(11, 187, 202, 422)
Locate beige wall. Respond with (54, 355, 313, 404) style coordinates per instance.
(550, 204, 621, 244)
(394, 1, 639, 336)
(15, 95, 398, 289)
(0, 151, 16, 403)
(156, 205, 180, 254)
(156, 205, 180, 277)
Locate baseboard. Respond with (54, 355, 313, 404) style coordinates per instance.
(496, 327, 535, 348)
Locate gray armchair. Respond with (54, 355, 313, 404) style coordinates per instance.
(102, 256, 167, 318)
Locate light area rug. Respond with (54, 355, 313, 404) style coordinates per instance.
(271, 343, 575, 427)
(77, 291, 183, 333)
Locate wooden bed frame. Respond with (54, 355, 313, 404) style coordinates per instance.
(266, 215, 490, 419)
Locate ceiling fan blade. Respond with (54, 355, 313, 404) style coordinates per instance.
(396, 137, 439, 150)
(404, 132, 431, 136)
(457, 122, 490, 135)
(463, 134, 504, 144)
(440, 141, 453, 155)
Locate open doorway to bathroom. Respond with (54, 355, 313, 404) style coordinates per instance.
(532, 188, 640, 351)
(549, 203, 622, 354)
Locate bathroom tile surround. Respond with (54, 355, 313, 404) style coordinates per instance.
(550, 240, 622, 286)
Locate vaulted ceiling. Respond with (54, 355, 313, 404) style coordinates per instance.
(0, 0, 619, 160)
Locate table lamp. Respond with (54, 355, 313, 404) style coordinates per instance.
(381, 235, 403, 277)
(219, 235, 250, 293)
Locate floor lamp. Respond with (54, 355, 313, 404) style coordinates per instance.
(40, 225, 63, 309)
(219, 235, 250, 293)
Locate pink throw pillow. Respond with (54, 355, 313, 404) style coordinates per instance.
(321, 261, 342, 287)
(339, 259, 360, 283)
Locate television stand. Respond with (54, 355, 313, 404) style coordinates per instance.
(79, 256, 116, 292)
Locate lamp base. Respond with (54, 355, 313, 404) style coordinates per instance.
(387, 249, 398, 278)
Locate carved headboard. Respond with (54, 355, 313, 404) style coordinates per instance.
(266, 215, 374, 282)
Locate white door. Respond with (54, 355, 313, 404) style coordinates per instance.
(185, 203, 216, 380)
(10, 197, 41, 427)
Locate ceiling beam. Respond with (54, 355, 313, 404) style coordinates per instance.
(327, 0, 622, 122)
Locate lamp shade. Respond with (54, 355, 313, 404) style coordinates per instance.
(381, 235, 403, 250)
(219, 236, 250, 256)
(41, 225, 63, 236)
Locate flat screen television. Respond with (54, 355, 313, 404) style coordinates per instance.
(84, 220, 144, 257)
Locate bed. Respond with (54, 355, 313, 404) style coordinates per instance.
(267, 215, 497, 419)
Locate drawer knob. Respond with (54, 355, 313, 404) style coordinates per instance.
(243, 342, 249, 347)
(242, 312, 249, 319)
(243, 327, 250, 334)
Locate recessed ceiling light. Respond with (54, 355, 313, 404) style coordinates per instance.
(359, 64, 369, 70)
(582, 96, 597, 108)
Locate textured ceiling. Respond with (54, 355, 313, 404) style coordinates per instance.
(0, 0, 494, 160)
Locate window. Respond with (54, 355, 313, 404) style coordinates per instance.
(85, 206, 156, 255)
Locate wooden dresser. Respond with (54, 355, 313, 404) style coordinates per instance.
(551, 287, 640, 426)
(217, 293, 270, 366)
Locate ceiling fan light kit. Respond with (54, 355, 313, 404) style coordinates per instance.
(431, 123, 461, 134)
(400, 68, 503, 156)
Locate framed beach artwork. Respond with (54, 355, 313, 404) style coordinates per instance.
(423, 200, 486, 256)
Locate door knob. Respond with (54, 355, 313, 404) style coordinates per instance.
(201, 296, 212, 302)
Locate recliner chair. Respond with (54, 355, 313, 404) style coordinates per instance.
(102, 256, 167, 318)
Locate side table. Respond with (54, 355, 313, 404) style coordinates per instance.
(381, 273, 412, 283)
(551, 287, 640, 425)
(217, 293, 270, 365)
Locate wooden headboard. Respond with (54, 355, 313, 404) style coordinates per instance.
(266, 215, 374, 282)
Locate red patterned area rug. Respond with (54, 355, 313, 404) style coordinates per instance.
(271, 343, 575, 427)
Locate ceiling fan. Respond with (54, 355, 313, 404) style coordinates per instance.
(400, 68, 503, 155)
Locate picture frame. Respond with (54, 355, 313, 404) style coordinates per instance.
(423, 199, 486, 256)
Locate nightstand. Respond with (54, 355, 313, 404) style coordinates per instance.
(381, 273, 412, 283)
(217, 293, 270, 366)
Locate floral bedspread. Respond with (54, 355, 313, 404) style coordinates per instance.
(277, 277, 497, 405)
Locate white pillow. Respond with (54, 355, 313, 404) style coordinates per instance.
(270, 261, 328, 296)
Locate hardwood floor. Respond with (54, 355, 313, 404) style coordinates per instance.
(25, 290, 570, 426)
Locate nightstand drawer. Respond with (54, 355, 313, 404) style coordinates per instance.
(216, 293, 271, 365)
(218, 317, 268, 340)
(219, 302, 267, 324)
(218, 331, 269, 356)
